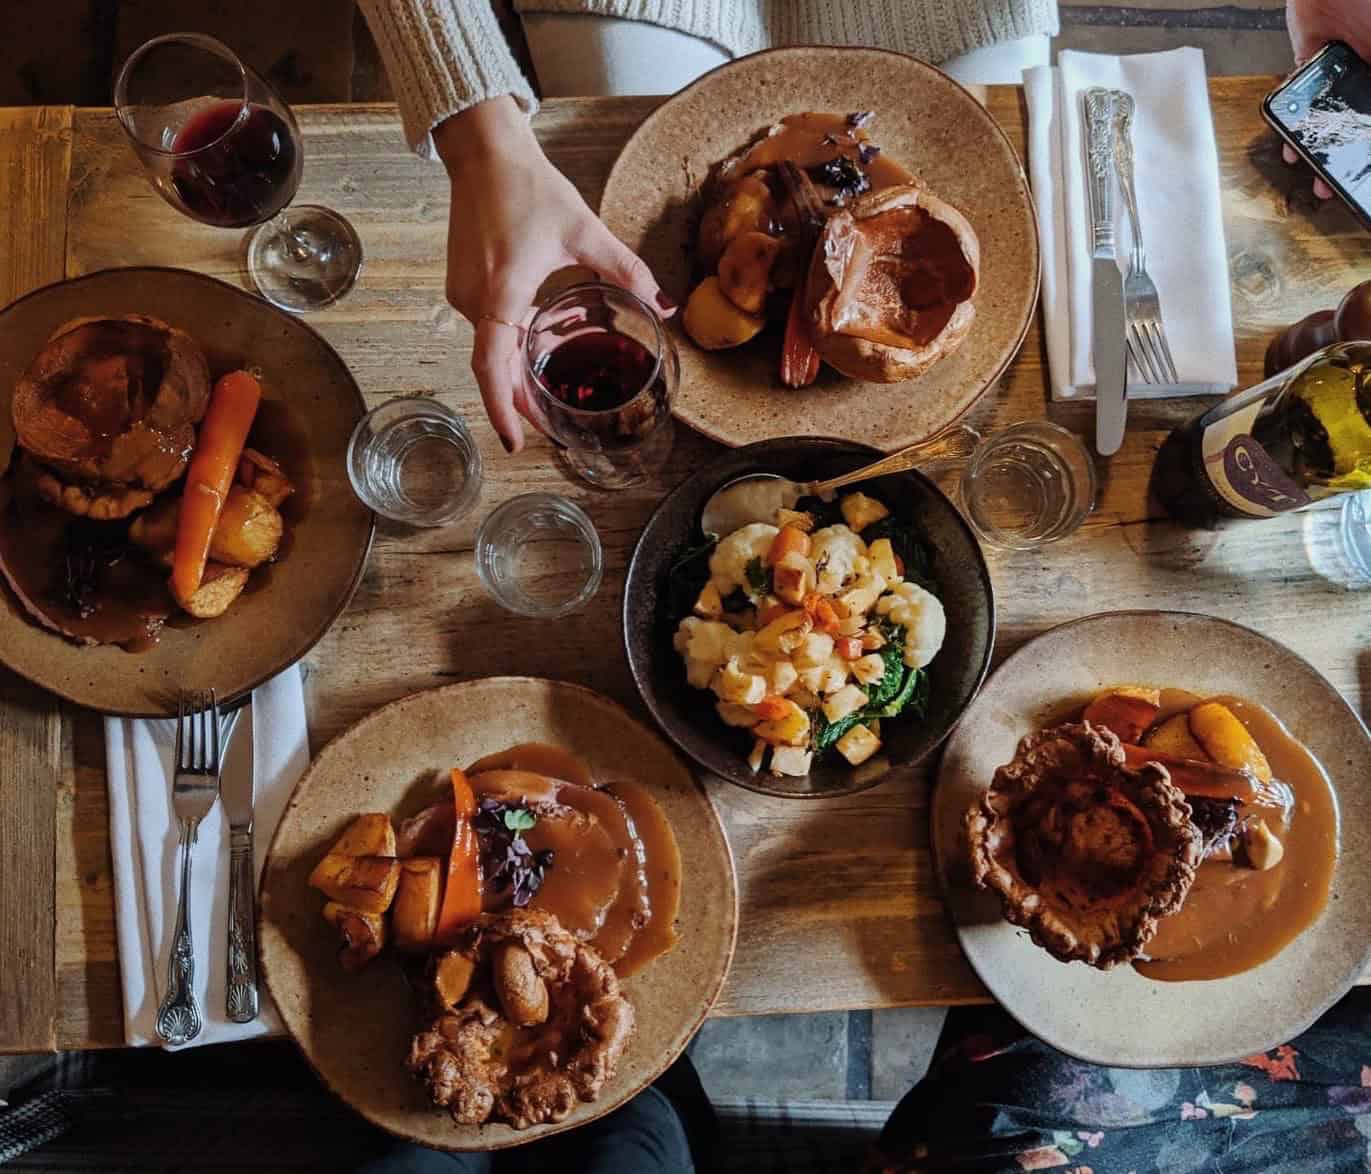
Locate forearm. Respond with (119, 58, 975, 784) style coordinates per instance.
(356, 0, 537, 160)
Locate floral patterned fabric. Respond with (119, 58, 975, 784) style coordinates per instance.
(871, 990, 1371, 1173)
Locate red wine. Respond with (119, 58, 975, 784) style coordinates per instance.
(170, 101, 300, 228)
(538, 331, 657, 411)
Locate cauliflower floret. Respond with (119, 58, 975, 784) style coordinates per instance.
(708, 523, 778, 595)
(793, 631, 835, 668)
(875, 581, 946, 669)
(810, 525, 866, 594)
(713, 658, 767, 704)
(675, 617, 737, 688)
(798, 658, 851, 696)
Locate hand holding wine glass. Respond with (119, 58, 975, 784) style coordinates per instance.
(115, 34, 362, 313)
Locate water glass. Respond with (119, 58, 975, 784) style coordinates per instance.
(1340, 489, 1371, 580)
(523, 282, 678, 490)
(347, 398, 482, 526)
(475, 494, 603, 618)
(960, 421, 1096, 549)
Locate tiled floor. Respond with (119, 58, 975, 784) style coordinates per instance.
(0, 0, 1298, 1110)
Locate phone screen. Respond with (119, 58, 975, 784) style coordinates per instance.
(1268, 43, 1371, 209)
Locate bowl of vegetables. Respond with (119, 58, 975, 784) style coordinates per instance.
(623, 437, 995, 797)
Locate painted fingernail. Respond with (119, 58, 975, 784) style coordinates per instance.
(655, 291, 677, 312)
(500, 435, 514, 454)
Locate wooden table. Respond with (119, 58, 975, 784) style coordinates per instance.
(2, 78, 1369, 1053)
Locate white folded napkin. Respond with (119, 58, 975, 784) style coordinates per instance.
(1025, 48, 1238, 401)
(105, 667, 308, 1048)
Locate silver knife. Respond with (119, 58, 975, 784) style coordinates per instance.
(221, 699, 260, 1023)
(1084, 87, 1129, 456)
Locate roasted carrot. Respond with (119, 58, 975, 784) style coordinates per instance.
(1120, 743, 1259, 802)
(433, 767, 483, 946)
(170, 370, 262, 606)
(780, 288, 821, 389)
(767, 525, 812, 565)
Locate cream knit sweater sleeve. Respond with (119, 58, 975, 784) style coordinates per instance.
(357, 0, 1060, 160)
(355, 0, 538, 160)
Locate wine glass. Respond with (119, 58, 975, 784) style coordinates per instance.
(523, 282, 678, 489)
(114, 33, 362, 313)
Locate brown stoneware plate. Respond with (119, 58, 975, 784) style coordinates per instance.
(259, 676, 738, 1151)
(0, 267, 373, 715)
(599, 46, 1039, 451)
(933, 611, 1371, 1067)
(624, 437, 995, 798)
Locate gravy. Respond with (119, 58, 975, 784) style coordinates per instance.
(736, 112, 913, 193)
(465, 743, 682, 978)
(1061, 689, 1341, 982)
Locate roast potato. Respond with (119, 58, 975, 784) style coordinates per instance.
(1144, 713, 1208, 760)
(1189, 702, 1273, 783)
(322, 901, 387, 972)
(129, 485, 284, 570)
(308, 853, 400, 915)
(697, 172, 775, 268)
(236, 448, 294, 508)
(180, 563, 250, 619)
(492, 942, 550, 1026)
(392, 857, 444, 952)
(718, 231, 783, 315)
(433, 950, 477, 1009)
(684, 277, 765, 351)
(331, 813, 397, 858)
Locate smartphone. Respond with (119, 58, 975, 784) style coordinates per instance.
(1263, 41, 1371, 229)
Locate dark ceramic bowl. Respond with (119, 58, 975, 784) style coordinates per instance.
(623, 438, 996, 797)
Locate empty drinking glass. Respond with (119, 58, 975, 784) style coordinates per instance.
(960, 421, 1096, 549)
(523, 282, 678, 490)
(475, 494, 603, 617)
(347, 399, 482, 526)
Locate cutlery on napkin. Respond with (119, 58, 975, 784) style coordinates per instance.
(1025, 47, 1239, 401)
(105, 667, 307, 1048)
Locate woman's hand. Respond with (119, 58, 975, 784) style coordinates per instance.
(434, 96, 673, 452)
(1284, 0, 1371, 198)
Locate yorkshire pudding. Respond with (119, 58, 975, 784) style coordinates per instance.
(965, 722, 1202, 969)
(805, 183, 979, 383)
(12, 315, 210, 497)
(409, 909, 635, 1130)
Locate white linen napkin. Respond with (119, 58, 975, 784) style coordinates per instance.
(1025, 48, 1238, 401)
(105, 666, 308, 1048)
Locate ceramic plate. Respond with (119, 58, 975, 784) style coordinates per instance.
(624, 437, 994, 798)
(259, 676, 738, 1150)
(0, 267, 373, 715)
(599, 47, 1039, 451)
(932, 611, 1371, 1067)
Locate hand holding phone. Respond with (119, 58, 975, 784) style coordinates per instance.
(1264, 41, 1371, 227)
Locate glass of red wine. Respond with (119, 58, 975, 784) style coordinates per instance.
(524, 283, 678, 489)
(114, 33, 362, 313)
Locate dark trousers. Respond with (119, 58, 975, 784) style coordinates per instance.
(355, 1086, 693, 1173)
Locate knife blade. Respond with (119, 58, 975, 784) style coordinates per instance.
(1083, 87, 1128, 456)
(221, 699, 260, 1023)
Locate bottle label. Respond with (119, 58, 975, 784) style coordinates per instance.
(1199, 393, 1312, 517)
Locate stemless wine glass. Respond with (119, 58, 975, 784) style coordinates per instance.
(114, 33, 362, 313)
(524, 282, 678, 490)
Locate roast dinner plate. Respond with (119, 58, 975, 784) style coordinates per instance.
(624, 437, 994, 798)
(0, 267, 373, 716)
(259, 676, 738, 1151)
(599, 46, 1039, 451)
(932, 611, 1371, 1067)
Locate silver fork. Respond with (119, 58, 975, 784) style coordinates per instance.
(155, 689, 222, 1046)
(1111, 90, 1180, 386)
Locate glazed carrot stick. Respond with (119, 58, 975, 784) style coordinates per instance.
(1120, 743, 1259, 802)
(434, 768, 483, 946)
(170, 370, 261, 606)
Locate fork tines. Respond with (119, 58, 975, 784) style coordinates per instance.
(1127, 314, 1179, 386)
(175, 689, 221, 775)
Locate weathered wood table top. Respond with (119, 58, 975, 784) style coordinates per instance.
(2, 78, 1369, 1053)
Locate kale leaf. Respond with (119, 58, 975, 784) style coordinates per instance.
(744, 556, 771, 596)
(667, 536, 717, 620)
(860, 516, 937, 591)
